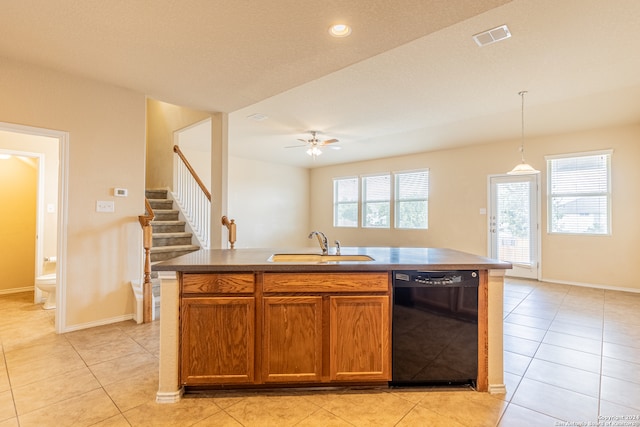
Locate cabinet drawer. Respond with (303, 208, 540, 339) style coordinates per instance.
(263, 272, 389, 293)
(182, 273, 255, 294)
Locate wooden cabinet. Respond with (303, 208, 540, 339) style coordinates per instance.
(262, 296, 323, 383)
(181, 296, 255, 385)
(263, 272, 391, 384)
(179, 271, 391, 388)
(180, 273, 256, 386)
(329, 295, 390, 381)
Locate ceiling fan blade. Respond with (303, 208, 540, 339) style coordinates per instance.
(320, 138, 339, 145)
(285, 144, 307, 148)
(297, 138, 308, 143)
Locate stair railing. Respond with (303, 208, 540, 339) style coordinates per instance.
(172, 145, 211, 249)
(138, 197, 155, 323)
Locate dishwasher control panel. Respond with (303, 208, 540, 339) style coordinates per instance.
(393, 270, 478, 287)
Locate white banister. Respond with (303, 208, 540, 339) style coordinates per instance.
(172, 146, 211, 249)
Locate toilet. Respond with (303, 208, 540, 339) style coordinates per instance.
(36, 274, 57, 309)
(36, 259, 57, 310)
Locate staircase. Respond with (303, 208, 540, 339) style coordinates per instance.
(145, 189, 200, 262)
(132, 189, 199, 323)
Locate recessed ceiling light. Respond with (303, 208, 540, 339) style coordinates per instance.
(472, 24, 511, 47)
(329, 24, 352, 38)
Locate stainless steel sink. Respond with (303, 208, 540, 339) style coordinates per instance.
(268, 254, 374, 263)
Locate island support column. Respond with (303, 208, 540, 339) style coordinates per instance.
(487, 269, 506, 394)
(156, 272, 183, 403)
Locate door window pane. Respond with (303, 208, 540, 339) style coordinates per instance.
(496, 181, 531, 264)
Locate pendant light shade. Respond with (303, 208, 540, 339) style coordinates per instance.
(507, 90, 539, 175)
(508, 162, 539, 174)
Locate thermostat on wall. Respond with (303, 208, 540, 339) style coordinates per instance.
(114, 188, 128, 197)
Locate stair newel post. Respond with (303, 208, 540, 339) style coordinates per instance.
(139, 196, 156, 324)
(142, 222, 153, 323)
(221, 216, 237, 249)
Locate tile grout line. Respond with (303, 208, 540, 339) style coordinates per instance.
(596, 291, 606, 418)
(496, 279, 539, 426)
(0, 341, 19, 425)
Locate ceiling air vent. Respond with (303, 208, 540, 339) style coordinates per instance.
(473, 24, 511, 47)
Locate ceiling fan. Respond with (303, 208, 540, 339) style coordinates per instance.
(286, 130, 339, 158)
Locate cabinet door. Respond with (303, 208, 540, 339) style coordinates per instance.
(263, 296, 323, 383)
(181, 297, 255, 385)
(329, 295, 390, 381)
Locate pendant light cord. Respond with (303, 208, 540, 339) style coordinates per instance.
(519, 90, 527, 163)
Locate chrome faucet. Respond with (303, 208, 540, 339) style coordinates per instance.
(334, 240, 341, 255)
(308, 231, 329, 255)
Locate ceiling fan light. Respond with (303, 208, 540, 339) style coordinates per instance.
(329, 24, 352, 37)
(307, 146, 322, 156)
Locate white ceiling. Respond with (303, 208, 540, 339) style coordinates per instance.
(2, 0, 640, 168)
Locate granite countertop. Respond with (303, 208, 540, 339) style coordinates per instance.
(152, 247, 511, 273)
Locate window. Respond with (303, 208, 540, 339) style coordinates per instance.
(546, 150, 612, 235)
(395, 170, 429, 229)
(333, 177, 358, 227)
(362, 174, 390, 228)
(332, 169, 430, 229)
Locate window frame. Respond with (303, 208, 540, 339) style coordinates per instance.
(545, 149, 613, 236)
(332, 176, 359, 228)
(394, 169, 429, 230)
(361, 173, 391, 229)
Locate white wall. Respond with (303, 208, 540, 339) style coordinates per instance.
(177, 118, 212, 193)
(0, 58, 146, 329)
(228, 156, 310, 249)
(310, 123, 640, 291)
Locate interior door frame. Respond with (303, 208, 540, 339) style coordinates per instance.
(487, 173, 541, 280)
(0, 148, 45, 301)
(0, 121, 69, 333)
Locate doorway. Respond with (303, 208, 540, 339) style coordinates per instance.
(488, 174, 540, 279)
(0, 122, 68, 332)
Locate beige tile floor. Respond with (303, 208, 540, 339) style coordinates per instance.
(1, 278, 639, 426)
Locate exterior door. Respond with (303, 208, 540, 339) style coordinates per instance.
(489, 174, 540, 279)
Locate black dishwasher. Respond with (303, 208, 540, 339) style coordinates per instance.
(391, 270, 479, 387)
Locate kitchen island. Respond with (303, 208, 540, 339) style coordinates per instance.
(152, 247, 511, 403)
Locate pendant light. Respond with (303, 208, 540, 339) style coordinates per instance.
(507, 90, 539, 175)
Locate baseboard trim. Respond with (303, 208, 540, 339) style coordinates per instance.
(156, 388, 184, 404)
(540, 277, 640, 294)
(0, 286, 34, 295)
(488, 383, 507, 394)
(62, 313, 135, 333)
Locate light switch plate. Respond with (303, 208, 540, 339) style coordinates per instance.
(96, 200, 115, 213)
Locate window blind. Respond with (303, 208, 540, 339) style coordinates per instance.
(333, 178, 358, 227)
(395, 170, 429, 229)
(547, 151, 611, 234)
(362, 174, 390, 228)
